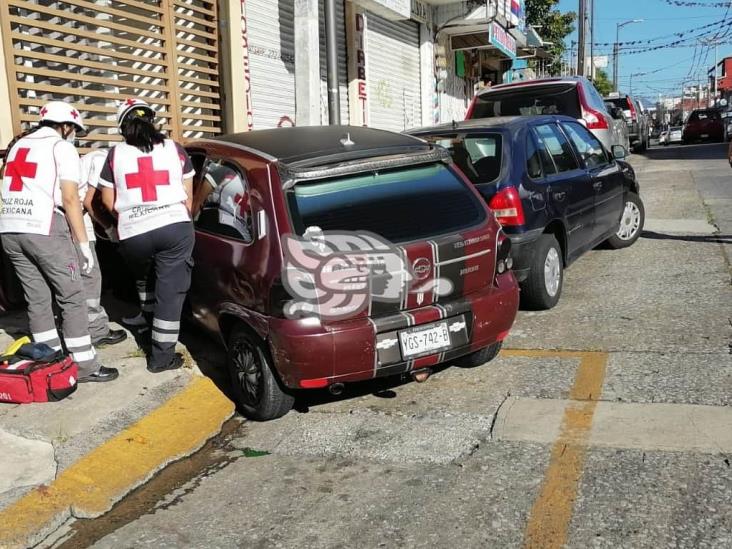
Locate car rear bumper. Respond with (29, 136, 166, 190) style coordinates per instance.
(505, 228, 544, 283)
(267, 272, 520, 389)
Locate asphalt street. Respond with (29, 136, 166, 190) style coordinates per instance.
(52, 142, 731, 549)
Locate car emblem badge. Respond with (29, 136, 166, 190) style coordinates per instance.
(412, 257, 431, 281)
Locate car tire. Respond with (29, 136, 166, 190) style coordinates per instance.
(227, 324, 295, 421)
(606, 192, 645, 249)
(455, 341, 502, 368)
(519, 234, 563, 310)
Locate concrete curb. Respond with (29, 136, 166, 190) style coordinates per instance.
(0, 375, 234, 549)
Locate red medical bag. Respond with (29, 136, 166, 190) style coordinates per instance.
(0, 355, 78, 404)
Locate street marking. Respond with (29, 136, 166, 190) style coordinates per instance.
(495, 398, 732, 454)
(515, 350, 608, 549)
(0, 376, 234, 549)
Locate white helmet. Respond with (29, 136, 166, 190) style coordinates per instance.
(39, 101, 86, 133)
(117, 98, 155, 128)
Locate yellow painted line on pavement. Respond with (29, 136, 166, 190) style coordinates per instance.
(504, 350, 609, 549)
(0, 376, 234, 549)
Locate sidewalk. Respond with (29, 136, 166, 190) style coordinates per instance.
(0, 307, 234, 549)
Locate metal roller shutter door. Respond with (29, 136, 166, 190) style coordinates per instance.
(246, 0, 296, 129)
(366, 14, 422, 132)
(246, 0, 348, 129)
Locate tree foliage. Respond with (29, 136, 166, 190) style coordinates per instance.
(525, 0, 576, 75)
(591, 69, 613, 96)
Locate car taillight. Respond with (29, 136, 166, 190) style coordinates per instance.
(582, 107, 609, 130)
(626, 97, 637, 122)
(488, 187, 525, 226)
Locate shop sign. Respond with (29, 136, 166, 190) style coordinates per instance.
(490, 22, 516, 59)
(410, 0, 431, 24)
(353, 0, 410, 20)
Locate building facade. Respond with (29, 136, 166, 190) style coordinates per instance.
(0, 0, 541, 148)
(239, 0, 533, 131)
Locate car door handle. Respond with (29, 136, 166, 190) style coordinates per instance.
(592, 181, 603, 191)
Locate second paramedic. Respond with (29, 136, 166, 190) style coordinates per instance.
(98, 98, 194, 373)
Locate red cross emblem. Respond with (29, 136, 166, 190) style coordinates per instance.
(5, 148, 37, 192)
(40, 107, 48, 116)
(234, 193, 248, 218)
(70, 110, 79, 119)
(124, 157, 169, 202)
(125, 99, 137, 107)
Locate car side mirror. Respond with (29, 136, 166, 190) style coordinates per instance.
(611, 145, 627, 160)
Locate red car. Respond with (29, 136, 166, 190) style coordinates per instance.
(0, 127, 520, 420)
(185, 127, 519, 419)
(683, 108, 724, 143)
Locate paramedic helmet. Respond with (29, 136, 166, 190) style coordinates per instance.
(39, 101, 86, 134)
(117, 98, 155, 129)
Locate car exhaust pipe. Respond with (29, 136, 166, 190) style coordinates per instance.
(328, 383, 345, 396)
(411, 368, 431, 383)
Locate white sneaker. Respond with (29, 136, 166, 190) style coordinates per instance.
(121, 312, 147, 327)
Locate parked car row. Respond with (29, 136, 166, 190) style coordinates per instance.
(465, 76, 631, 154)
(0, 78, 645, 421)
(604, 93, 651, 153)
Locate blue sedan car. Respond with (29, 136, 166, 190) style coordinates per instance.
(408, 115, 644, 310)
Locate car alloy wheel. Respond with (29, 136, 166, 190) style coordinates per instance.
(231, 339, 261, 406)
(544, 247, 561, 297)
(616, 200, 642, 241)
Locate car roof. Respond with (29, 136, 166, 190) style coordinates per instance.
(478, 76, 585, 96)
(206, 125, 430, 165)
(406, 115, 579, 136)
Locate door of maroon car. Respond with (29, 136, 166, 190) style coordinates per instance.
(186, 146, 278, 337)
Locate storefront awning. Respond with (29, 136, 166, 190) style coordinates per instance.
(449, 22, 516, 60)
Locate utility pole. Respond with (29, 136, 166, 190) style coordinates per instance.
(589, 0, 595, 79)
(324, 0, 341, 124)
(577, 0, 587, 76)
(614, 19, 644, 92)
(699, 36, 722, 107)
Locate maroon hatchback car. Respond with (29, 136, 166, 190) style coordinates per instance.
(0, 126, 520, 420)
(185, 126, 520, 419)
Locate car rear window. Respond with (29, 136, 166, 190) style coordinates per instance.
(471, 84, 581, 119)
(688, 110, 720, 122)
(606, 97, 631, 110)
(287, 163, 486, 243)
(419, 134, 503, 185)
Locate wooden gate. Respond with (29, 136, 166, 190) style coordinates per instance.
(0, 0, 221, 152)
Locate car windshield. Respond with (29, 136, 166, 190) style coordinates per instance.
(287, 162, 486, 243)
(420, 134, 503, 185)
(471, 84, 581, 119)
